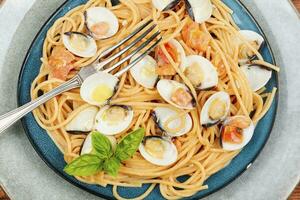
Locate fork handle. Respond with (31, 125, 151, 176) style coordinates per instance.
(0, 76, 81, 135)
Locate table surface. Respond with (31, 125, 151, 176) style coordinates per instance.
(0, 0, 299, 200)
(287, 0, 300, 187)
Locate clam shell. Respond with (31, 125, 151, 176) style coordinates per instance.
(139, 136, 178, 166)
(62, 32, 97, 58)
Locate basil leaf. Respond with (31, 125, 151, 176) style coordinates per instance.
(64, 154, 102, 176)
(91, 131, 112, 159)
(103, 156, 121, 177)
(115, 128, 145, 161)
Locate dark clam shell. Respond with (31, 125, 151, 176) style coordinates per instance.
(202, 120, 221, 128)
(185, 0, 195, 21)
(163, 0, 181, 11)
(151, 111, 165, 133)
(142, 135, 169, 146)
(64, 31, 91, 39)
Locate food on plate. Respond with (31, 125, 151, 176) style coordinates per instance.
(62, 32, 97, 58)
(221, 115, 255, 151)
(65, 106, 98, 132)
(30, 0, 279, 199)
(200, 91, 230, 127)
(84, 7, 119, 39)
(94, 105, 134, 135)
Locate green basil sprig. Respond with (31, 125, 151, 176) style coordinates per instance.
(115, 129, 145, 161)
(64, 128, 145, 177)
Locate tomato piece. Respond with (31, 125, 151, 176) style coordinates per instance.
(48, 46, 75, 80)
(182, 21, 210, 52)
(51, 46, 75, 63)
(156, 43, 177, 65)
(222, 125, 243, 144)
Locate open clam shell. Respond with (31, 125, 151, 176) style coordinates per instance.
(200, 91, 230, 127)
(185, 0, 213, 24)
(157, 79, 196, 110)
(130, 54, 159, 89)
(84, 7, 119, 40)
(220, 116, 255, 151)
(94, 105, 134, 135)
(62, 32, 97, 58)
(152, 107, 192, 137)
(181, 55, 218, 90)
(80, 71, 119, 106)
(240, 64, 272, 91)
(139, 136, 178, 166)
(65, 106, 99, 132)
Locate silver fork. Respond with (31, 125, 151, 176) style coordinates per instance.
(0, 20, 162, 135)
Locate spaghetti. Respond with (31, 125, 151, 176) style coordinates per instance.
(30, 0, 279, 199)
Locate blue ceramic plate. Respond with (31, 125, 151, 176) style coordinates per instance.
(17, 0, 278, 199)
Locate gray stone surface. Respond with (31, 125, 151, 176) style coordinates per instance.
(0, 0, 299, 200)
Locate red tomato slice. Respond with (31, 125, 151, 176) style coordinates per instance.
(156, 43, 177, 65)
(48, 46, 75, 80)
(222, 125, 243, 144)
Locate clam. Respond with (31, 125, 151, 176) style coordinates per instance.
(152, 107, 192, 137)
(130, 54, 159, 89)
(152, 0, 181, 11)
(65, 106, 98, 132)
(238, 30, 265, 64)
(185, 0, 213, 24)
(80, 71, 119, 106)
(240, 64, 272, 91)
(156, 39, 186, 75)
(81, 132, 117, 155)
(221, 115, 255, 151)
(200, 91, 230, 127)
(181, 55, 218, 90)
(62, 32, 97, 58)
(85, 7, 119, 40)
(157, 79, 196, 110)
(95, 105, 133, 135)
(139, 136, 178, 166)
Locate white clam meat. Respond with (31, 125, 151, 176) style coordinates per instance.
(153, 107, 192, 137)
(185, 0, 213, 24)
(221, 116, 255, 151)
(62, 32, 97, 58)
(95, 105, 134, 135)
(130, 54, 158, 89)
(65, 106, 98, 132)
(85, 7, 119, 40)
(240, 64, 272, 91)
(139, 136, 178, 166)
(80, 71, 119, 106)
(181, 55, 218, 90)
(81, 132, 117, 155)
(200, 91, 230, 127)
(157, 79, 196, 110)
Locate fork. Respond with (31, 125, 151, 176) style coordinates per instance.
(0, 19, 161, 135)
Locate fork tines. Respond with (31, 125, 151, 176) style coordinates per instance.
(95, 19, 162, 76)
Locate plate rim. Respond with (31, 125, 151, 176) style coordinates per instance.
(16, 0, 279, 199)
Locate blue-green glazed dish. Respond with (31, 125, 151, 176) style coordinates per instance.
(17, 0, 278, 199)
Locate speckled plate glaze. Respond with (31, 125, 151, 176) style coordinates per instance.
(17, 0, 278, 199)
